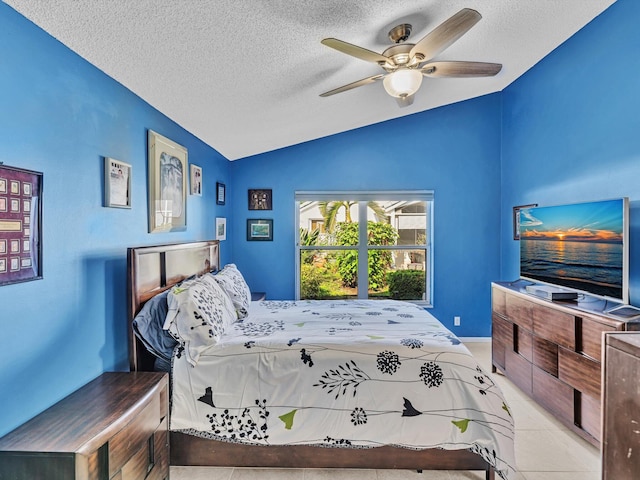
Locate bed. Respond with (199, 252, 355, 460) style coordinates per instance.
(127, 240, 515, 480)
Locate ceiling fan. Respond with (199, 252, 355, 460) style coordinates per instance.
(320, 8, 502, 107)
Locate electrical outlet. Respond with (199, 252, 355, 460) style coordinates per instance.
(454, 316, 461, 326)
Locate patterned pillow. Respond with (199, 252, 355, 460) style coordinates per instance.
(163, 275, 236, 366)
(212, 264, 251, 319)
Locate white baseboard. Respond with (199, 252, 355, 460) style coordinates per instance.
(459, 337, 491, 343)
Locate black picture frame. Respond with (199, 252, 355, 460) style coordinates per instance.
(216, 182, 226, 205)
(0, 164, 43, 286)
(513, 204, 537, 240)
(248, 189, 272, 210)
(247, 219, 273, 241)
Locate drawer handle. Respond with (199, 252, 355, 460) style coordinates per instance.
(147, 434, 155, 473)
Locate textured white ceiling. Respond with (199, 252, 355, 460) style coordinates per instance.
(4, 0, 616, 160)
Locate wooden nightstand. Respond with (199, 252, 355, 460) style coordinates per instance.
(0, 371, 168, 480)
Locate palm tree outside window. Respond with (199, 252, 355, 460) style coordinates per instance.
(296, 191, 433, 305)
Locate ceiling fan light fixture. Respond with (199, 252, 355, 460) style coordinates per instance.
(320, 8, 501, 106)
(383, 69, 423, 98)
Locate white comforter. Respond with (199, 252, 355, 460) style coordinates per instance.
(170, 300, 516, 479)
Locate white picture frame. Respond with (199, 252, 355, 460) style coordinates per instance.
(216, 217, 227, 241)
(104, 158, 131, 208)
(190, 164, 202, 196)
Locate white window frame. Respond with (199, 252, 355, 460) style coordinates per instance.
(295, 190, 434, 307)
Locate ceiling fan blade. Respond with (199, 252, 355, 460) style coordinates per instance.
(395, 94, 415, 108)
(409, 8, 482, 61)
(320, 74, 386, 97)
(421, 61, 502, 77)
(321, 38, 389, 64)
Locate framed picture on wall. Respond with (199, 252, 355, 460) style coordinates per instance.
(0, 164, 43, 287)
(247, 218, 273, 241)
(104, 157, 131, 208)
(216, 217, 227, 241)
(513, 204, 538, 240)
(216, 182, 226, 205)
(148, 130, 188, 233)
(248, 189, 272, 210)
(190, 164, 202, 196)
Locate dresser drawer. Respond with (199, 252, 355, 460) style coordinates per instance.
(492, 287, 507, 317)
(580, 392, 601, 441)
(516, 326, 533, 362)
(505, 349, 532, 395)
(558, 348, 600, 399)
(532, 366, 573, 421)
(533, 336, 558, 376)
(533, 305, 575, 349)
(492, 313, 511, 370)
(581, 316, 620, 361)
(505, 295, 533, 330)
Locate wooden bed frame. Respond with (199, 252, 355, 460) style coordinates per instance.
(127, 240, 495, 479)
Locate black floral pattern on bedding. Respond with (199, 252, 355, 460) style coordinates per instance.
(170, 299, 516, 480)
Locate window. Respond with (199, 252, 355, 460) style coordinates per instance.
(310, 219, 325, 233)
(296, 191, 433, 306)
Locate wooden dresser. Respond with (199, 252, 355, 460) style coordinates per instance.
(491, 282, 640, 446)
(602, 332, 640, 479)
(0, 371, 168, 480)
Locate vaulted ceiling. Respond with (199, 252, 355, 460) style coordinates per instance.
(5, 1, 616, 160)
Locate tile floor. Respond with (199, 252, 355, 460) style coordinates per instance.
(170, 342, 601, 480)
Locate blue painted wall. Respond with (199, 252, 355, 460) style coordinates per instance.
(230, 94, 503, 337)
(500, 0, 640, 305)
(0, 4, 231, 437)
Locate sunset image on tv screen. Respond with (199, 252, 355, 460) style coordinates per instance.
(519, 198, 625, 300)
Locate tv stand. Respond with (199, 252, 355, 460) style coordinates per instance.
(491, 282, 640, 446)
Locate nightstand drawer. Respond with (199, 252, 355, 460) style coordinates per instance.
(149, 418, 169, 480)
(109, 394, 162, 477)
(120, 416, 169, 480)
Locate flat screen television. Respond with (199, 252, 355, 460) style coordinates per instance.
(519, 198, 629, 305)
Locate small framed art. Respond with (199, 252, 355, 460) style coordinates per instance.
(513, 204, 537, 240)
(247, 219, 273, 241)
(190, 164, 202, 196)
(104, 157, 131, 208)
(215, 217, 227, 241)
(148, 130, 188, 233)
(216, 182, 226, 205)
(248, 189, 272, 210)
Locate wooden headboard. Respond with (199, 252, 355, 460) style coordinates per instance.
(127, 240, 220, 371)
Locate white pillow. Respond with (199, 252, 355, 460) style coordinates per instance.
(164, 275, 236, 366)
(212, 264, 251, 319)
